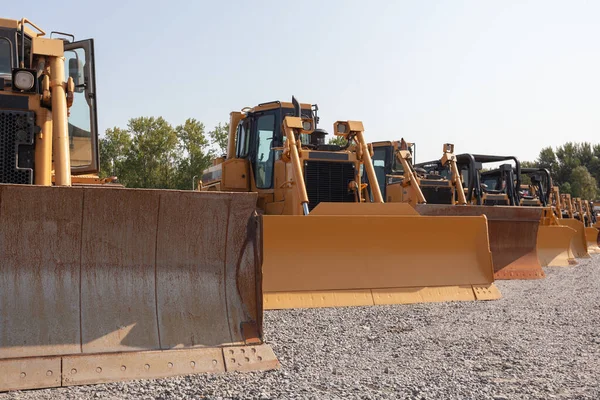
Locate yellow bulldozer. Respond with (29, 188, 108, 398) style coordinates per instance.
(572, 197, 600, 253)
(583, 199, 600, 249)
(200, 98, 500, 310)
(555, 189, 591, 258)
(368, 141, 545, 279)
(0, 17, 277, 392)
(515, 167, 577, 267)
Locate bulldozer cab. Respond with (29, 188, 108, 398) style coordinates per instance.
(451, 154, 521, 206)
(201, 98, 378, 214)
(483, 166, 552, 207)
(369, 141, 462, 205)
(519, 168, 552, 207)
(0, 18, 98, 185)
(368, 140, 415, 202)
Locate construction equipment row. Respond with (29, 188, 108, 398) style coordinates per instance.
(0, 17, 597, 392)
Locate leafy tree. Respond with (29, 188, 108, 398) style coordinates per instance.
(536, 147, 558, 173)
(99, 116, 216, 190)
(208, 123, 229, 156)
(560, 182, 572, 196)
(125, 117, 179, 189)
(328, 135, 348, 146)
(532, 142, 600, 199)
(174, 119, 212, 190)
(99, 127, 131, 181)
(570, 166, 598, 200)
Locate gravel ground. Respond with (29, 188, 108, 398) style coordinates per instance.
(3, 256, 600, 400)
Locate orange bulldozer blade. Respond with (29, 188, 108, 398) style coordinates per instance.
(262, 203, 500, 309)
(559, 218, 591, 258)
(584, 227, 600, 254)
(537, 225, 577, 267)
(415, 204, 544, 280)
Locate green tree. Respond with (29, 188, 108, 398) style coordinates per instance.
(99, 127, 132, 181)
(174, 119, 212, 190)
(536, 147, 557, 169)
(328, 135, 348, 146)
(555, 142, 581, 185)
(570, 166, 598, 200)
(126, 117, 180, 189)
(560, 182, 572, 195)
(208, 122, 229, 156)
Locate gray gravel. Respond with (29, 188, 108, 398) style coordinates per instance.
(3, 256, 600, 400)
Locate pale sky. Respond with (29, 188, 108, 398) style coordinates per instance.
(6, 0, 600, 163)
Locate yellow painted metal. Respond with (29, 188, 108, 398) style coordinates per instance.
(226, 112, 243, 159)
(283, 117, 310, 208)
(559, 218, 591, 258)
(537, 225, 577, 267)
(0, 185, 277, 391)
(262, 203, 498, 310)
(355, 128, 384, 203)
(584, 227, 600, 254)
(34, 105, 53, 185)
(416, 204, 545, 280)
(49, 55, 72, 186)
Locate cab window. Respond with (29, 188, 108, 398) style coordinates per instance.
(235, 121, 250, 158)
(253, 114, 275, 189)
(0, 38, 11, 75)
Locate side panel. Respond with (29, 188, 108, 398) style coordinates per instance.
(222, 159, 250, 190)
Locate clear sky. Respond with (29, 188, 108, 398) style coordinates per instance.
(5, 0, 600, 162)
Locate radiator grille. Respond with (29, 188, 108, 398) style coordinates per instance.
(304, 160, 356, 211)
(422, 186, 454, 204)
(0, 110, 35, 184)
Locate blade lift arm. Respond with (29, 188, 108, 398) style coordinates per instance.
(282, 116, 311, 215)
(394, 139, 427, 204)
(334, 121, 384, 203)
(440, 143, 467, 205)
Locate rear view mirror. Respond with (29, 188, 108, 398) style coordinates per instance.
(68, 56, 85, 93)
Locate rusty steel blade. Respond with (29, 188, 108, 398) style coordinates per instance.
(0, 185, 276, 392)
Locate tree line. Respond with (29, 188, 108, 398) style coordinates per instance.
(100, 120, 599, 200)
(530, 142, 599, 200)
(99, 117, 228, 190)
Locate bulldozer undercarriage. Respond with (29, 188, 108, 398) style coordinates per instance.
(0, 185, 278, 391)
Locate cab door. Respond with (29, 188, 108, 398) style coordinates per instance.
(64, 39, 99, 174)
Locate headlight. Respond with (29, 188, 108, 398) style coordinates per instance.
(14, 71, 35, 91)
(302, 120, 312, 131)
